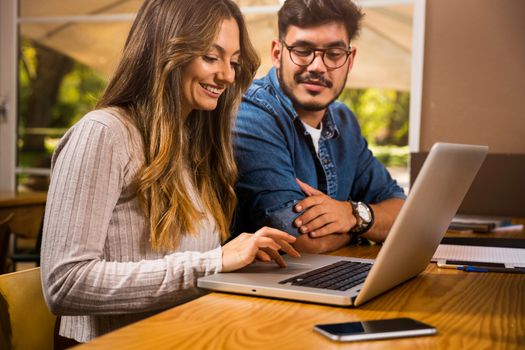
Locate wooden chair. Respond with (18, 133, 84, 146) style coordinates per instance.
(0, 213, 14, 274)
(10, 229, 42, 271)
(0, 267, 56, 350)
(7, 204, 45, 272)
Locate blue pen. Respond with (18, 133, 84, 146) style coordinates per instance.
(439, 261, 525, 273)
(457, 266, 489, 272)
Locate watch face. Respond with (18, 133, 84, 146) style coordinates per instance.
(357, 203, 371, 223)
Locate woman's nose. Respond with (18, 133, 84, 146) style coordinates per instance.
(217, 62, 235, 84)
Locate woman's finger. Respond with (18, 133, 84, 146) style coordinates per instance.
(255, 226, 297, 242)
(253, 236, 281, 252)
(262, 247, 287, 267)
(256, 250, 271, 262)
(277, 239, 301, 258)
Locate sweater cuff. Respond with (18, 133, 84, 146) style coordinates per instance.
(207, 246, 223, 273)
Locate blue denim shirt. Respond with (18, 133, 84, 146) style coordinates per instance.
(233, 68, 406, 236)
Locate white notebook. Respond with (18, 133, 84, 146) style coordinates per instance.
(432, 244, 525, 267)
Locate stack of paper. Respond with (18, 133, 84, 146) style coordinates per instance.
(448, 215, 517, 233)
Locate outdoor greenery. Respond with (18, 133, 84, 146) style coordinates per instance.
(339, 88, 410, 147)
(18, 41, 106, 190)
(339, 88, 410, 167)
(19, 40, 105, 133)
(368, 145, 409, 167)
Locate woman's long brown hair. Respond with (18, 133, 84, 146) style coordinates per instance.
(97, 0, 260, 250)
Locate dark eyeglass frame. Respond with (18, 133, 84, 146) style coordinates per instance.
(280, 40, 353, 70)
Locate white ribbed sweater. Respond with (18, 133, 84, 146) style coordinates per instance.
(41, 109, 222, 342)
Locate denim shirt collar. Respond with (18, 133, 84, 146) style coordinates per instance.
(267, 67, 340, 139)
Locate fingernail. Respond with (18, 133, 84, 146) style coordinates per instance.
(295, 205, 302, 211)
(310, 231, 317, 237)
(295, 220, 302, 227)
(301, 226, 308, 233)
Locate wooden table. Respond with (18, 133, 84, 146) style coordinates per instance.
(0, 191, 47, 238)
(75, 239, 525, 349)
(0, 191, 47, 208)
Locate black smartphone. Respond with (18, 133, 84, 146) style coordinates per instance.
(314, 317, 437, 342)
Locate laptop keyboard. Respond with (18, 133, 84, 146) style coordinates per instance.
(279, 260, 372, 291)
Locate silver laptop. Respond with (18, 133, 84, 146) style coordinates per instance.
(198, 143, 488, 306)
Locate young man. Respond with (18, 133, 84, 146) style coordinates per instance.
(234, 0, 406, 253)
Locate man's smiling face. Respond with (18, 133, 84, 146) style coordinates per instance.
(272, 21, 355, 113)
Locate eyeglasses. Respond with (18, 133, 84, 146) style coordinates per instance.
(281, 41, 353, 70)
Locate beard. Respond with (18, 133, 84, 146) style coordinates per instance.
(277, 59, 348, 112)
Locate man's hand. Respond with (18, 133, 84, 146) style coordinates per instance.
(293, 178, 356, 237)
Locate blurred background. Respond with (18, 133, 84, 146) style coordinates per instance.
(12, 0, 414, 193)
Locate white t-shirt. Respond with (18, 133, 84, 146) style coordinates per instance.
(302, 121, 323, 155)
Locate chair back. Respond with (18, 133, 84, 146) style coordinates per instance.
(0, 214, 14, 273)
(0, 267, 56, 350)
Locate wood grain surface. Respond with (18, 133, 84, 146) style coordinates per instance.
(0, 191, 47, 208)
(75, 243, 525, 350)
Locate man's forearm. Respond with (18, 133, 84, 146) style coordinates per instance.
(259, 200, 302, 237)
(364, 198, 405, 242)
(260, 196, 403, 252)
(293, 232, 351, 254)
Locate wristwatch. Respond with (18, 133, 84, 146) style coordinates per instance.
(349, 201, 374, 235)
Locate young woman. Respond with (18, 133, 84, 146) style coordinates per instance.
(41, 0, 299, 343)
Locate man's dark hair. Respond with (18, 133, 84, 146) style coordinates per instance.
(278, 0, 364, 41)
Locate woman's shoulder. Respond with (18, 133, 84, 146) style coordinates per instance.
(79, 108, 134, 135)
(57, 108, 143, 164)
(72, 108, 140, 147)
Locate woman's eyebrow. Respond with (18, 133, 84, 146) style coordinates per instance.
(211, 44, 240, 56)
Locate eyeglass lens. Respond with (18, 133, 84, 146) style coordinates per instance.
(288, 46, 350, 69)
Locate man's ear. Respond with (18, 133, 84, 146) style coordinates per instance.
(271, 39, 282, 68)
(346, 46, 357, 72)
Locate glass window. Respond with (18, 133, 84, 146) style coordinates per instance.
(17, 8, 135, 191)
(12, 0, 416, 193)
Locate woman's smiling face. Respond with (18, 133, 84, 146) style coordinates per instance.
(180, 18, 241, 117)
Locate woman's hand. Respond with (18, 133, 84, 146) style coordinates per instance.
(222, 227, 301, 272)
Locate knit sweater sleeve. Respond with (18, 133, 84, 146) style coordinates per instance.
(41, 113, 222, 316)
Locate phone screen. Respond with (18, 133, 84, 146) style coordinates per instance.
(314, 317, 437, 342)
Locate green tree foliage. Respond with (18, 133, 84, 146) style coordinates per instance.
(19, 40, 106, 133)
(339, 88, 409, 146)
(50, 62, 106, 128)
(18, 40, 106, 190)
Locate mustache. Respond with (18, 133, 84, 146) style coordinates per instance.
(295, 72, 333, 88)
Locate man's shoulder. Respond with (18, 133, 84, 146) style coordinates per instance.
(240, 78, 290, 122)
(243, 77, 279, 105)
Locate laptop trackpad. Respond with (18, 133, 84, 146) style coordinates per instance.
(237, 261, 313, 275)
